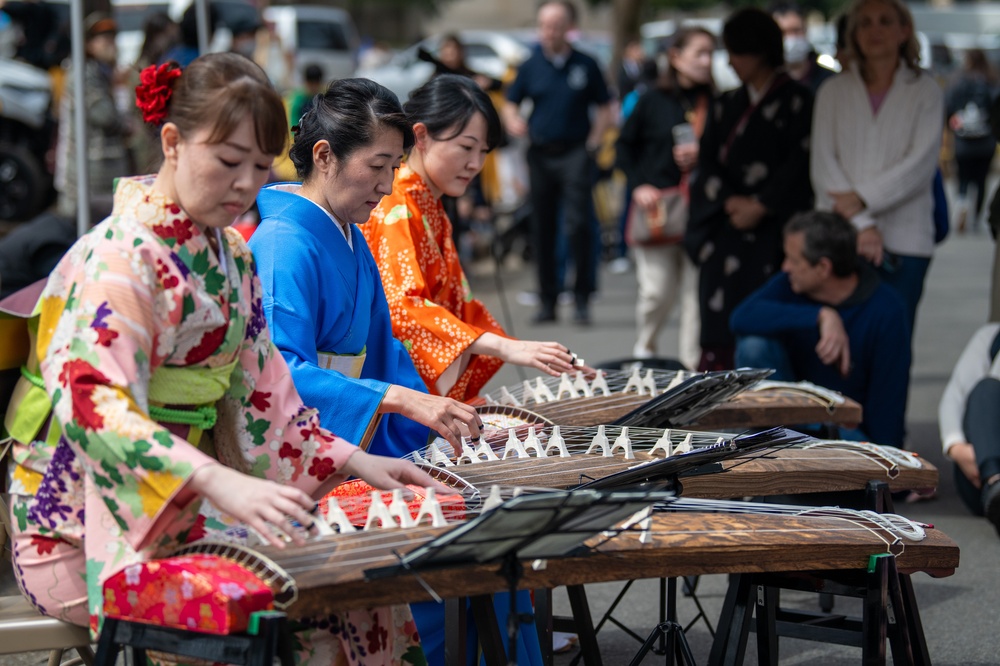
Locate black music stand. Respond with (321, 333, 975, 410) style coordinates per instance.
(366, 488, 676, 666)
(613, 367, 774, 428)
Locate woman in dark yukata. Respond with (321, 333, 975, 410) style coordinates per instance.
(684, 7, 815, 371)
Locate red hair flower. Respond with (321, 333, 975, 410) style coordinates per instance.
(135, 62, 182, 126)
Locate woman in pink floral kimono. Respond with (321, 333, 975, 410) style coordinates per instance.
(5, 53, 435, 665)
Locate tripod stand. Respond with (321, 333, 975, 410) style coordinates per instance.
(628, 577, 697, 666)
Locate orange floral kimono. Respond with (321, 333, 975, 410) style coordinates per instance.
(362, 165, 505, 401)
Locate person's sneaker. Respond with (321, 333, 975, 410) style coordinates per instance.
(553, 632, 578, 653)
(608, 256, 631, 274)
(983, 478, 1000, 535)
(517, 291, 541, 306)
(573, 305, 591, 326)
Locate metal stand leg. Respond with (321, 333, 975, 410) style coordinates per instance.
(708, 574, 753, 666)
(534, 589, 554, 666)
(754, 585, 778, 666)
(470, 595, 506, 666)
(93, 618, 121, 666)
(863, 556, 890, 666)
(445, 597, 469, 666)
(567, 585, 604, 666)
(626, 579, 698, 666)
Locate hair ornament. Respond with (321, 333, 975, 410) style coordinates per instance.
(136, 62, 182, 126)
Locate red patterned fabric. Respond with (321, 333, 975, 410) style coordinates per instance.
(103, 554, 274, 635)
(325, 481, 467, 525)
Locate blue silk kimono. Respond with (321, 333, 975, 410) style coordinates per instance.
(251, 184, 431, 459)
(252, 183, 542, 666)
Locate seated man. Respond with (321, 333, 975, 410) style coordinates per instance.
(939, 324, 1000, 533)
(731, 210, 910, 447)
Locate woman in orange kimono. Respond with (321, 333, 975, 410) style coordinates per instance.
(362, 74, 577, 401)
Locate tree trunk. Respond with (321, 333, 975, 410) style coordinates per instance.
(610, 0, 643, 95)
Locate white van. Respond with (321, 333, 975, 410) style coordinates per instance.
(113, 1, 358, 85)
(263, 5, 359, 85)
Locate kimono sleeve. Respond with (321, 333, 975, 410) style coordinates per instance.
(685, 96, 734, 261)
(755, 87, 814, 223)
(615, 96, 645, 184)
(252, 225, 426, 458)
(374, 199, 483, 381)
(217, 263, 357, 498)
(40, 234, 218, 552)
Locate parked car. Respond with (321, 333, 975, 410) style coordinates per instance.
(356, 30, 531, 102)
(0, 57, 54, 220)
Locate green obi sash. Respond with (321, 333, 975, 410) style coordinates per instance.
(2, 280, 239, 456)
(8, 359, 240, 447)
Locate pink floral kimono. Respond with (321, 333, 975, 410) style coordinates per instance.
(4, 176, 424, 665)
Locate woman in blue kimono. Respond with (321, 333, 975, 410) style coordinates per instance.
(249, 78, 482, 459)
(250, 78, 539, 666)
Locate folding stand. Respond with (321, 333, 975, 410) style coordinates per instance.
(367, 488, 676, 666)
(707, 480, 934, 666)
(94, 611, 295, 666)
(627, 577, 698, 666)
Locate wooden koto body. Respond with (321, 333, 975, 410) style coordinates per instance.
(682, 446, 937, 497)
(417, 426, 938, 498)
(479, 391, 862, 431)
(244, 510, 958, 619)
(693, 387, 862, 430)
(478, 370, 860, 430)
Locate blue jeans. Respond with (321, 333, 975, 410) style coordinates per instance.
(735, 335, 867, 440)
(734, 335, 796, 381)
(954, 377, 1000, 516)
(876, 252, 931, 344)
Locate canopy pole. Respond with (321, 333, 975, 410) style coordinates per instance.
(70, 0, 90, 237)
(195, 0, 210, 56)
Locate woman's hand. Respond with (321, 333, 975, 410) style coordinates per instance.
(948, 442, 980, 488)
(856, 227, 884, 266)
(187, 463, 316, 549)
(632, 184, 662, 210)
(381, 385, 482, 453)
(673, 143, 698, 171)
(725, 195, 767, 230)
(471, 332, 577, 377)
(828, 190, 866, 219)
(498, 338, 576, 377)
(341, 450, 450, 493)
